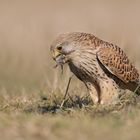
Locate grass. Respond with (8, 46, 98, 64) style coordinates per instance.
(0, 88, 140, 140)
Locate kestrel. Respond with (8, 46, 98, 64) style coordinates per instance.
(50, 32, 140, 105)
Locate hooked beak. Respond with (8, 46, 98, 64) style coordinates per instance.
(52, 49, 66, 65)
(52, 49, 61, 61)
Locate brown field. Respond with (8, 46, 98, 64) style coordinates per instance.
(0, 0, 140, 140)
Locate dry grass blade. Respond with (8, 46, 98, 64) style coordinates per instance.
(134, 84, 140, 94)
(60, 75, 73, 108)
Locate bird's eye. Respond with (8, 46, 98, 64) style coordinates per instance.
(57, 46, 62, 51)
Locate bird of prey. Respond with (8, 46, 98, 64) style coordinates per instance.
(50, 32, 140, 105)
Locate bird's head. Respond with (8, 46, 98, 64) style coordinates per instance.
(50, 33, 78, 66)
(50, 32, 96, 69)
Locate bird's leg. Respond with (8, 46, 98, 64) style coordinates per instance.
(99, 79, 119, 105)
(89, 92, 100, 105)
(86, 82, 100, 105)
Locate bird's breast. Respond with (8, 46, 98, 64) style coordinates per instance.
(68, 55, 100, 83)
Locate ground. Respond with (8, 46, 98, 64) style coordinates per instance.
(0, 87, 140, 140)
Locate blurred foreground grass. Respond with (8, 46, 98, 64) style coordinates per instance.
(0, 88, 140, 140)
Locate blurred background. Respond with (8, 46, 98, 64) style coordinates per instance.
(0, 0, 140, 95)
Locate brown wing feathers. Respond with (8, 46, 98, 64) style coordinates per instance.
(97, 44, 139, 83)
